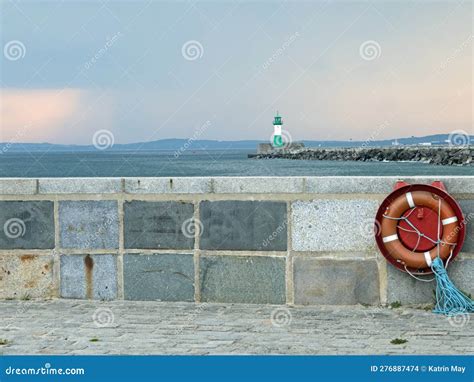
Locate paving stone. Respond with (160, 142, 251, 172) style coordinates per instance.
(60, 254, 117, 300)
(459, 200, 474, 253)
(199, 201, 287, 251)
(0, 254, 54, 299)
(200, 255, 285, 304)
(293, 258, 380, 305)
(1, 300, 470, 355)
(124, 201, 194, 249)
(124, 178, 211, 194)
(291, 199, 378, 252)
(59, 201, 119, 249)
(0, 201, 54, 249)
(387, 258, 474, 304)
(39, 178, 121, 194)
(124, 254, 194, 301)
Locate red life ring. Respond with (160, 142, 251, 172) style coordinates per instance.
(375, 182, 466, 274)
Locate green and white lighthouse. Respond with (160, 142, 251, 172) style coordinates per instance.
(272, 111, 284, 148)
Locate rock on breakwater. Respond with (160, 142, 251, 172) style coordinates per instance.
(251, 146, 473, 166)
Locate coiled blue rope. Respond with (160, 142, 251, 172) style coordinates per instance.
(431, 257, 474, 316)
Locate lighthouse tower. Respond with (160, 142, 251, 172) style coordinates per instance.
(272, 111, 284, 147)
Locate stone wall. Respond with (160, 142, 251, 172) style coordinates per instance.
(0, 176, 473, 306)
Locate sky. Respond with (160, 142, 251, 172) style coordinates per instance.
(0, 0, 472, 144)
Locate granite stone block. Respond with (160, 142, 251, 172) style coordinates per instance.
(124, 201, 194, 249)
(0, 201, 54, 249)
(124, 254, 194, 301)
(199, 201, 287, 251)
(200, 255, 286, 304)
(60, 254, 117, 300)
(0, 179, 37, 195)
(0, 254, 54, 299)
(39, 178, 121, 194)
(291, 199, 378, 251)
(212, 177, 304, 194)
(459, 200, 473, 253)
(124, 177, 211, 194)
(59, 201, 119, 249)
(293, 258, 380, 305)
(387, 258, 473, 304)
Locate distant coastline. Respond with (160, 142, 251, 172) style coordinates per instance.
(1, 134, 471, 153)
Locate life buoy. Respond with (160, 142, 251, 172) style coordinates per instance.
(375, 182, 466, 274)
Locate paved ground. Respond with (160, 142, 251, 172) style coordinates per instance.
(0, 300, 472, 355)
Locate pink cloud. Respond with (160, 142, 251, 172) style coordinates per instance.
(0, 88, 84, 143)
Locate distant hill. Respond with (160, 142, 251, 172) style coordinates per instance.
(0, 134, 471, 153)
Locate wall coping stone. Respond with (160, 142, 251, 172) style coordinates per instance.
(0, 176, 472, 195)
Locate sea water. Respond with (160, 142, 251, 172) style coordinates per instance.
(0, 150, 472, 177)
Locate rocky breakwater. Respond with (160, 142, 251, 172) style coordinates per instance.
(252, 146, 473, 166)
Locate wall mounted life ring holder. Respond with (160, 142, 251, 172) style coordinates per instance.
(375, 181, 466, 275)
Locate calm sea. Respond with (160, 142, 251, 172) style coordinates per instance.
(0, 150, 472, 177)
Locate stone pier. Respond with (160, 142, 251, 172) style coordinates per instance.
(0, 176, 473, 305)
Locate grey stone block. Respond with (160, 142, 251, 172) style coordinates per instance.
(59, 201, 119, 249)
(305, 177, 393, 194)
(293, 258, 380, 305)
(39, 178, 121, 194)
(459, 200, 473, 253)
(387, 258, 473, 304)
(200, 255, 286, 304)
(60, 254, 117, 300)
(212, 177, 304, 193)
(124, 201, 194, 249)
(0, 254, 54, 299)
(124, 254, 194, 301)
(0, 179, 37, 195)
(397, 177, 474, 195)
(291, 199, 378, 252)
(302, 177, 474, 195)
(124, 178, 211, 194)
(200, 201, 287, 251)
(0, 201, 54, 249)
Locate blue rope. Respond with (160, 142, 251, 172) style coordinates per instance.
(431, 257, 474, 316)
